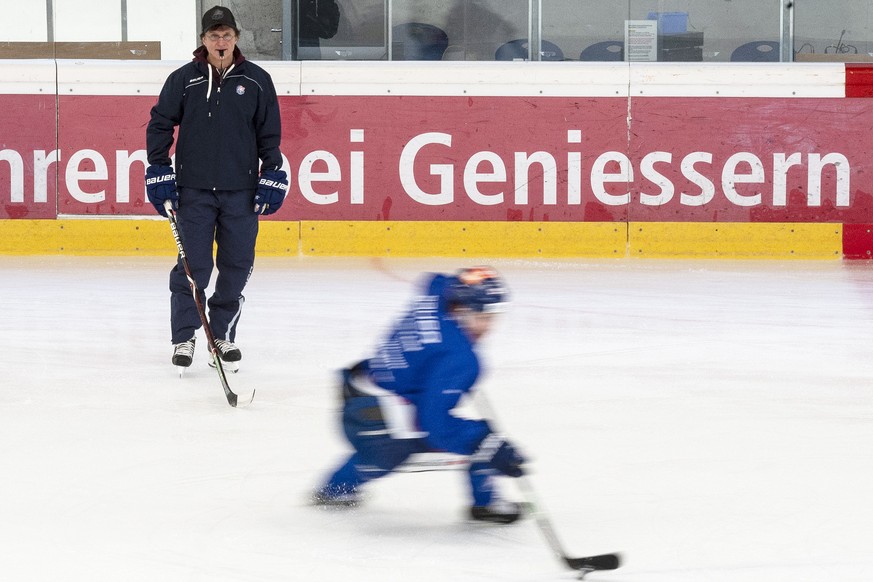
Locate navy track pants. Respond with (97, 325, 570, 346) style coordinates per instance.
(169, 187, 258, 344)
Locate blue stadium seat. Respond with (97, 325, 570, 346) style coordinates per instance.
(392, 23, 449, 60)
(579, 40, 624, 61)
(730, 41, 780, 62)
(495, 39, 564, 61)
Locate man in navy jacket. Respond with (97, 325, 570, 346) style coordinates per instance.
(146, 6, 288, 371)
(314, 267, 528, 524)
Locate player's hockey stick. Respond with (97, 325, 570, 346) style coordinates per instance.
(164, 201, 254, 408)
(394, 452, 470, 473)
(515, 474, 620, 576)
(474, 390, 621, 577)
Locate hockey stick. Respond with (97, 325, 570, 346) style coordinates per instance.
(164, 201, 255, 408)
(474, 390, 621, 578)
(393, 452, 470, 473)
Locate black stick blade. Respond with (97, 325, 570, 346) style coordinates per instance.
(210, 352, 255, 408)
(564, 552, 621, 571)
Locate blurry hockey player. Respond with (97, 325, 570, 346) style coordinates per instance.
(313, 266, 527, 524)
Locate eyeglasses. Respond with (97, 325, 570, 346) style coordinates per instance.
(206, 33, 236, 42)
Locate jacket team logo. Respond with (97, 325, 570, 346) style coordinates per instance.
(236, 85, 246, 95)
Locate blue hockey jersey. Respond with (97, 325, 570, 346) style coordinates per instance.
(364, 273, 491, 455)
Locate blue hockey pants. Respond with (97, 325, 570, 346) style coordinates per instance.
(324, 392, 498, 507)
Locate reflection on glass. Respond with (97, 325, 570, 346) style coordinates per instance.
(543, 1, 627, 62)
(298, 0, 341, 49)
(297, 0, 387, 60)
(392, 0, 528, 60)
(290, 1, 873, 63)
(794, 3, 873, 62)
(542, 0, 781, 62)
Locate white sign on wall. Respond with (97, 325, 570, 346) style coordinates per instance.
(625, 20, 658, 62)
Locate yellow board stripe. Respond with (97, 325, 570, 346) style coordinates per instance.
(257, 221, 300, 255)
(630, 222, 842, 259)
(0, 219, 301, 257)
(300, 221, 627, 257)
(0, 219, 843, 259)
(0, 219, 173, 256)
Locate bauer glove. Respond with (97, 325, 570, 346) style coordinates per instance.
(254, 169, 289, 215)
(470, 433, 525, 478)
(145, 165, 178, 217)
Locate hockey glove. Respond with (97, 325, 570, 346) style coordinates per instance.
(254, 169, 289, 215)
(145, 165, 178, 217)
(470, 433, 525, 478)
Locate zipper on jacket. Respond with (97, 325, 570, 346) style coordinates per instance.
(206, 63, 233, 116)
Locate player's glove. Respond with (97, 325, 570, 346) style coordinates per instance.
(144, 164, 178, 217)
(254, 169, 289, 215)
(470, 433, 525, 478)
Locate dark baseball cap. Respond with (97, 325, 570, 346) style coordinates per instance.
(202, 6, 239, 35)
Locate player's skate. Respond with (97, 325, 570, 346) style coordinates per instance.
(209, 338, 241, 373)
(172, 338, 196, 377)
(469, 499, 523, 524)
(311, 485, 360, 508)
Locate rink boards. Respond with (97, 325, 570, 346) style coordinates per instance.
(1, 60, 873, 258)
(0, 218, 846, 259)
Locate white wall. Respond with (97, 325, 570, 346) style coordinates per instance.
(127, 0, 197, 60)
(4, 0, 48, 41)
(0, 0, 196, 60)
(55, 0, 120, 41)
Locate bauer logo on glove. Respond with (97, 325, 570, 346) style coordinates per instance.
(144, 164, 179, 217)
(257, 178, 288, 191)
(254, 168, 289, 215)
(145, 173, 176, 186)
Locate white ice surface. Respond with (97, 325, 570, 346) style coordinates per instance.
(3, 255, 873, 581)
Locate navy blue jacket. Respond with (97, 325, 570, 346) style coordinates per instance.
(365, 274, 491, 455)
(146, 46, 283, 191)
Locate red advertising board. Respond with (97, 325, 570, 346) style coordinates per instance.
(0, 94, 57, 219)
(56, 95, 157, 216)
(2, 93, 872, 222)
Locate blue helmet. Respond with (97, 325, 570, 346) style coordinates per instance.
(444, 266, 509, 313)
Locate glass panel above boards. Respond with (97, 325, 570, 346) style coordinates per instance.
(391, 0, 530, 61)
(793, 2, 873, 62)
(284, 0, 873, 63)
(543, 0, 782, 63)
(292, 0, 388, 60)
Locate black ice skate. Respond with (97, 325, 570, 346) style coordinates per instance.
(311, 486, 360, 508)
(209, 339, 241, 373)
(469, 499, 522, 524)
(214, 339, 242, 362)
(172, 338, 196, 370)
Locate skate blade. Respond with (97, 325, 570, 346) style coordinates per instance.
(209, 360, 240, 373)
